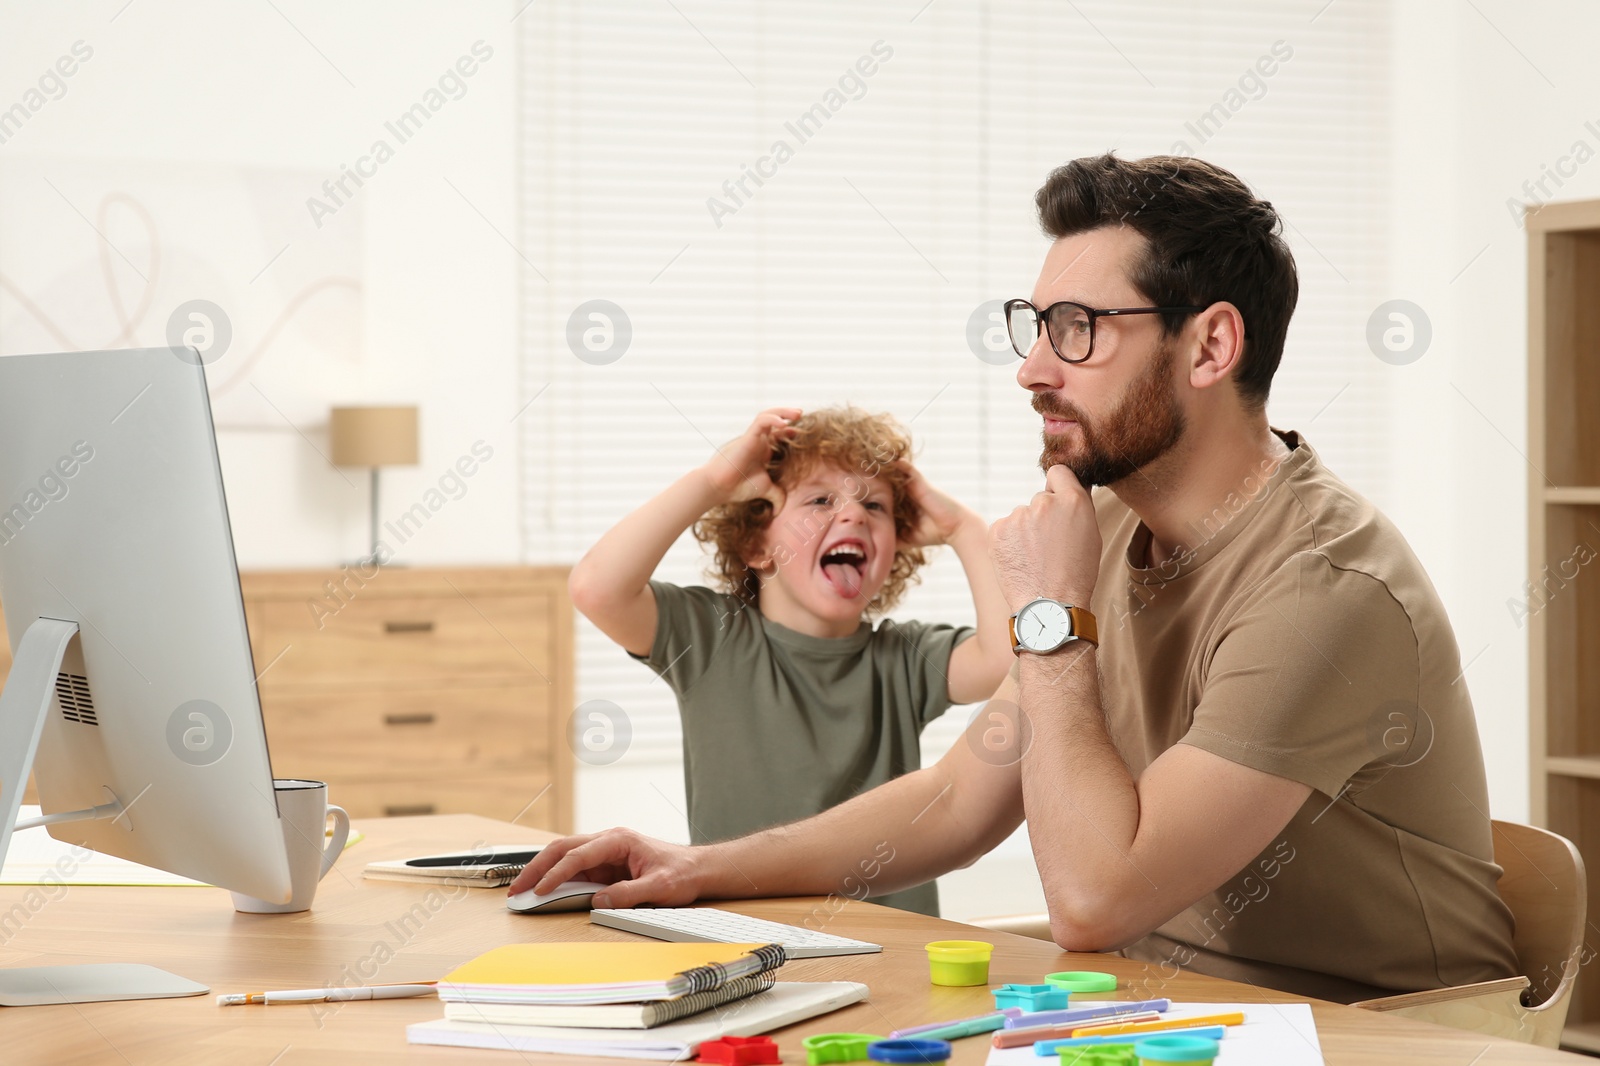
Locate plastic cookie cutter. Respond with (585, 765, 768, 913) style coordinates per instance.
(803, 1033, 886, 1065)
(1058, 1046, 1138, 1066)
(866, 1038, 955, 1064)
(992, 983, 1071, 1011)
(696, 1035, 782, 1065)
(1043, 971, 1118, 994)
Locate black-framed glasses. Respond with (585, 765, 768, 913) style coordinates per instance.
(1004, 298, 1206, 364)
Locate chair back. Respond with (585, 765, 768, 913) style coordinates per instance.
(1492, 819, 1586, 1013)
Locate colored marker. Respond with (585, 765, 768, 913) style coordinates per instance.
(896, 1011, 1017, 1030)
(1003, 999, 1171, 1029)
(1034, 1024, 1228, 1055)
(992, 1013, 1162, 1049)
(1071, 1012, 1244, 1037)
(903, 1016, 1013, 1042)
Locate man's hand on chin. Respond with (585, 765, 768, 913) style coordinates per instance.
(507, 828, 709, 908)
(990, 463, 1101, 608)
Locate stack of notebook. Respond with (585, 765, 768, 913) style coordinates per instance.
(407, 941, 869, 1058)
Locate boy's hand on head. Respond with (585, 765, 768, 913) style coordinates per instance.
(704, 407, 801, 508)
(898, 462, 979, 548)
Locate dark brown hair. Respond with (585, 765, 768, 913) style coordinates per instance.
(693, 406, 927, 616)
(1034, 153, 1298, 408)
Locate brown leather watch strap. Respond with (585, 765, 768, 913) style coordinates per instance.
(1067, 604, 1099, 647)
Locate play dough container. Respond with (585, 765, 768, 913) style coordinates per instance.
(1133, 1034, 1220, 1065)
(922, 940, 993, 986)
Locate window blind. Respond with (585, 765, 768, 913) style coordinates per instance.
(516, 0, 1390, 780)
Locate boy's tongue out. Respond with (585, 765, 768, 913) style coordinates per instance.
(820, 543, 867, 598)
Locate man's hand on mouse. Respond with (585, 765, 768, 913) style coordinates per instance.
(507, 828, 705, 908)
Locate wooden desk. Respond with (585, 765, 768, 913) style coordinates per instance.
(2, 815, 1588, 1064)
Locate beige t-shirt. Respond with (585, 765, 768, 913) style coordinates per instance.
(1090, 431, 1516, 1002)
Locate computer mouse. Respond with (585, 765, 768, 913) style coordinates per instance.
(506, 879, 609, 914)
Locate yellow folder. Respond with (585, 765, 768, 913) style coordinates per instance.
(438, 942, 786, 1004)
(445, 943, 770, 986)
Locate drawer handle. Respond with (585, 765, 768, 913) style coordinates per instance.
(383, 713, 436, 726)
(384, 620, 435, 634)
(383, 804, 436, 817)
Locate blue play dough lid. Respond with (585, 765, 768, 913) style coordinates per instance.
(867, 1039, 954, 1063)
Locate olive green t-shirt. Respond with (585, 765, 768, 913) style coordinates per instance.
(634, 580, 974, 916)
(1090, 430, 1517, 1001)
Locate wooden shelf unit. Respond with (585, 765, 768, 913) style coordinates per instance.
(0, 565, 573, 833)
(1527, 197, 1600, 1047)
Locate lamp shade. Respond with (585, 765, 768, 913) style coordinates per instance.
(329, 406, 419, 467)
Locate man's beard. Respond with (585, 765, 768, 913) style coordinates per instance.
(1034, 342, 1187, 487)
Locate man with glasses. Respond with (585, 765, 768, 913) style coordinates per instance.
(511, 154, 1518, 1001)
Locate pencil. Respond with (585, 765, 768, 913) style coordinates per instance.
(217, 982, 437, 1006)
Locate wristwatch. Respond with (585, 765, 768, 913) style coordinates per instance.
(1008, 597, 1099, 654)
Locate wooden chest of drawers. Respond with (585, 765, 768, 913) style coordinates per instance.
(0, 566, 573, 832)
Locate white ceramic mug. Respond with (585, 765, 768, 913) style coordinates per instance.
(230, 779, 350, 913)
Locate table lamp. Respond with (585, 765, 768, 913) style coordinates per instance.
(330, 405, 419, 564)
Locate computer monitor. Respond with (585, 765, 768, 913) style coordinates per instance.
(0, 347, 291, 1004)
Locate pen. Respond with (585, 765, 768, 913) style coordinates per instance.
(991, 1012, 1162, 1049)
(1002, 999, 1171, 1029)
(1034, 1024, 1228, 1054)
(892, 1008, 1022, 1039)
(217, 982, 438, 1006)
(1070, 1011, 1244, 1037)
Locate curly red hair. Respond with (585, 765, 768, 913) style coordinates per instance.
(692, 407, 927, 616)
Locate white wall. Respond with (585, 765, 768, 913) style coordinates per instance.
(1383, 0, 1600, 823)
(0, 1, 523, 569)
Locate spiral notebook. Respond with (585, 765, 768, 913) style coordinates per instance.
(437, 942, 788, 1005)
(362, 845, 542, 888)
(442, 973, 776, 1029)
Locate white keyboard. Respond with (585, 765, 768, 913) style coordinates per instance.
(589, 907, 883, 958)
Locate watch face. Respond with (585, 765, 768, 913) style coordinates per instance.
(1018, 599, 1071, 651)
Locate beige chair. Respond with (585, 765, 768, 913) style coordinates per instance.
(970, 820, 1586, 1049)
(1352, 820, 1586, 1049)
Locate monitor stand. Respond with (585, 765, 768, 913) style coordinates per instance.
(0, 617, 208, 1006)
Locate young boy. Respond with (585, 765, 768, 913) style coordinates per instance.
(568, 406, 1012, 915)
